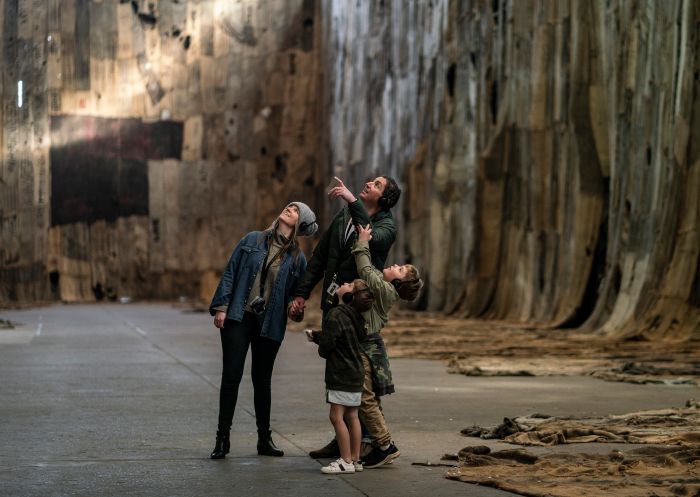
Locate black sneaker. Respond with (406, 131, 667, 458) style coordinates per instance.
(361, 442, 400, 468)
(309, 438, 340, 458)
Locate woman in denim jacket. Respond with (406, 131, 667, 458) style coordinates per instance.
(208, 202, 317, 459)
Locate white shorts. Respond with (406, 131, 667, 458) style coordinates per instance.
(326, 389, 361, 407)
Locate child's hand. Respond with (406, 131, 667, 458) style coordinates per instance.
(358, 224, 372, 242)
(304, 329, 320, 344)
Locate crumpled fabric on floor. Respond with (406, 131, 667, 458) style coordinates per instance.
(445, 445, 700, 497)
(375, 312, 700, 386)
(461, 403, 700, 446)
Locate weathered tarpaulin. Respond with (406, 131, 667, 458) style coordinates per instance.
(321, 0, 699, 340)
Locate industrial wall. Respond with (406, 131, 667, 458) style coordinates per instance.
(321, 0, 699, 339)
(0, 0, 322, 302)
(1, 0, 698, 340)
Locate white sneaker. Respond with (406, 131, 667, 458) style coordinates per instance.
(321, 458, 355, 474)
(353, 461, 363, 472)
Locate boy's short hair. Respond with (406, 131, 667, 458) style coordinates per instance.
(351, 279, 374, 312)
(395, 265, 423, 301)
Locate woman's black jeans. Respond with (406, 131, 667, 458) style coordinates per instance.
(217, 312, 281, 436)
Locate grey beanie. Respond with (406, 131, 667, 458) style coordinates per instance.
(290, 201, 318, 236)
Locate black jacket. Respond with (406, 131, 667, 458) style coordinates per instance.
(318, 304, 368, 393)
(295, 200, 396, 311)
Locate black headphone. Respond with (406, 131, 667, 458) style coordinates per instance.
(298, 220, 318, 235)
(342, 287, 373, 304)
(392, 278, 420, 292)
(378, 177, 401, 210)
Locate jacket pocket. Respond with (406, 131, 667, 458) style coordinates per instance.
(239, 245, 260, 266)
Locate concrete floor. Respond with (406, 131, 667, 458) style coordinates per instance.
(0, 304, 695, 497)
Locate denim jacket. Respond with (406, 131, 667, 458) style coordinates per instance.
(209, 231, 307, 343)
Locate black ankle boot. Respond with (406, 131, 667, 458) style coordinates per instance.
(210, 430, 230, 459)
(257, 430, 284, 457)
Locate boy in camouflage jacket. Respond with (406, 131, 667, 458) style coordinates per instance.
(351, 223, 423, 468)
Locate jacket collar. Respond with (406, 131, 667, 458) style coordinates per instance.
(340, 206, 392, 245)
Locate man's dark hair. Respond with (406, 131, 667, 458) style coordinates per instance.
(379, 176, 401, 210)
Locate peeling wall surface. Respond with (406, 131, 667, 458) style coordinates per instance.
(320, 0, 699, 339)
(0, 0, 322, 302)
(1, 0, 698, 341)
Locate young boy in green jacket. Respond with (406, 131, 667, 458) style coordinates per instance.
(351, 223, 423, 468)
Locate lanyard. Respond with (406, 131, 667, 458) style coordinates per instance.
(259, 242, 284, 296)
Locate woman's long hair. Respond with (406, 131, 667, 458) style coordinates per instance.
(263, 218, 301, 262)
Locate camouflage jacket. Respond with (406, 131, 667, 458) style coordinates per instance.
(362, 333, 394, 396)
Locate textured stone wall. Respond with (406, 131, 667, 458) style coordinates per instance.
(0, 0, 322, 303)
(2, 0, 698, 341)
(319, 0, 450, 266)
(321, 0, 699, 339)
